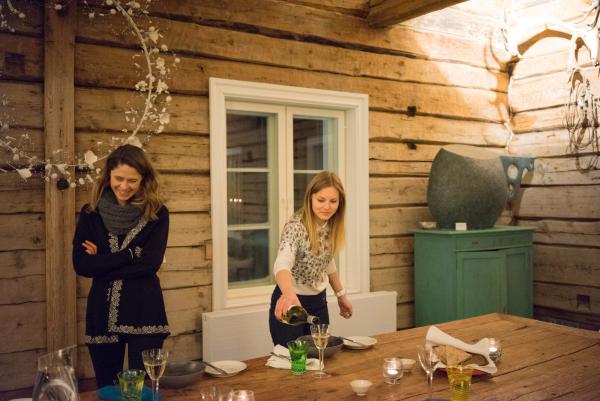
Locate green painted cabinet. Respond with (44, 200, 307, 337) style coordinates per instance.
(413, 226, 534, 326)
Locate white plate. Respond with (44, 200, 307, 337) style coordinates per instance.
(343, 336, 377, 350)
(205, 360, 247, 377)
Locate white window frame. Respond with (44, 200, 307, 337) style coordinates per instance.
(209, 78, 369, 310)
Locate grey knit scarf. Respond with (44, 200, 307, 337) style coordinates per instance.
(97, 190, 144, 235)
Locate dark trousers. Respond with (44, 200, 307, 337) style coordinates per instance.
(88, 334, 165, 388)
(268, 286, 330, 346)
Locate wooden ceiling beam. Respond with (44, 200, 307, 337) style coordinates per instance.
(368, 0, 468, 27)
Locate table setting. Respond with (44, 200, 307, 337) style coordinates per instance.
(76, 314, 600, 401)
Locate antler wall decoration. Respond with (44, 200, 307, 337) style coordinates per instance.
(501, 0, 600, 171)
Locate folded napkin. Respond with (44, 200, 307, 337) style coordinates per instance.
(265, 345, 321, 370)
(425, 326, 497, 374)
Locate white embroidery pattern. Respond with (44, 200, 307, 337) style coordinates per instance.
(85, 334, 119, 344)
(105, 218, 169, 335)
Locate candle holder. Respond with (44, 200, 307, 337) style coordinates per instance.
(488, 338, 502, 363)
(382, 357, 403, 384)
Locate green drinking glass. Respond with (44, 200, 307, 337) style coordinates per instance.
(287, 340, 309, 375)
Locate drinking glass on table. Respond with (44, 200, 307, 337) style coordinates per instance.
(417, 345, 436, 398)
(231, 390, 255, 401)
(199, 384, 233, 401)
(141, 348, 169, 401)
(310, 323, 331, 378)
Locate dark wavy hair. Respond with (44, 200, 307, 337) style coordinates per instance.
(90, 144, 162, 220)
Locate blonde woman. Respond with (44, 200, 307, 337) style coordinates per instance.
(269, 171, 353, 346)
(72, 144, 169, 388)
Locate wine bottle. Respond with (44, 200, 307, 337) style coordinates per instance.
(281, 305, 320, 326)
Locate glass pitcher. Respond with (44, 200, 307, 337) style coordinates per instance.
(32, 345, 80, 401)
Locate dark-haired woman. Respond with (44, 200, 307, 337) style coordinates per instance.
(72, 144, 169, 388)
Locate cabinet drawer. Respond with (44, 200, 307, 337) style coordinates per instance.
(456, 231, 531, 251)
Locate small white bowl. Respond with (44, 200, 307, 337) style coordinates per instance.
(401, 358, 416, 372)
(350, 379, 373, 396)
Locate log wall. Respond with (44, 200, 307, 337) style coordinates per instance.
(508, 0, 600, 330)
(0, 0, 511, 391)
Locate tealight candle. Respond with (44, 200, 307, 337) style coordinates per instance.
(488, 338, 502, 363)
(382, 358, 403, 384)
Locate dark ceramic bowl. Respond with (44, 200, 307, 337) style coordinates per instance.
(296, 335, 344, 358)
(161, 360, 205, 388)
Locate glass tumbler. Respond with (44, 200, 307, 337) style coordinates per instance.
(382, 357, 403, 384)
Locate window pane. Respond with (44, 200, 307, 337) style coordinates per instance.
(227, 172, 268, 225)
(227, 113, 268, 168)
(228, 229, 270, 285)
(293, 118, 324, 170)
(293, 173, 316, 212)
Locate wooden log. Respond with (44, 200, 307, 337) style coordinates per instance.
(44, 1, 77, 353)
(164, 332, 204, 362)
(0, 249, 45, 279)
(279, 0, 368, 17)
(370, 253, 413, 269)
(513, 186, 600, 219)
(534, 282, 600, 315)
(535, 305, 600, 330)
(0, 303, 45, 353)
(369, 160, 432, 176)
(81, 0, 508, 70)
(370, 206, 432, 236)
(0, 81, 43, 128)
(370, 236, 414, 255)
(76, 87, 207, 134)
(508, 129, 572, 158)
(0, 3, 43, 35)
(0, 171, 44, 213)
(75, 173, 210, 213)
(75, 36, 507, 94)
(0, 349, 46, 391)
(369, 177, 428, 206)
(370, 112, 508, 146)
(76, 132, 210, 173)
(370, 266, 414, 302)
(516, 219, 600, 248)
(533, 244, 600, 287)
(370, 142, 442, 163)
(368, 0, 465, 27)
(396, 302, 414, 329)
(510, 67, 600, 113)
(0, 33, 43, 81)
(163, 246, 210, 271)
(0, 214, 44, 251)
(0, 274, 45, 304)
(403, 6, 500, 43)
(511, 47, 594, 80)
(511, 107, 563, 133)
(168, 213, 212, 247)
(521, 157, 600, 186)
(164, 286, 212, 336)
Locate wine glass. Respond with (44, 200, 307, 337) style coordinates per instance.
(230, 390, 255, 401)
(310, 323, 331, 378)
(142, 348, 169, 401)
(417, 345, 436, 398)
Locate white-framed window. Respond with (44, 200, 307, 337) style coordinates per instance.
(209, 78, 369, 310)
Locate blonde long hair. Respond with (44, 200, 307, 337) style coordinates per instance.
(299, 171, 346, 256)
(90, 144, 162, 220)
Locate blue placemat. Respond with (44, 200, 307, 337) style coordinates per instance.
(98, 385, 163, 401)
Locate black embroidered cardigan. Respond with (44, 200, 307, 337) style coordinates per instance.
(72, 204, 170, 344)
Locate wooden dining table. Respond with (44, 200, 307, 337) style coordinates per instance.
(81, 313, 600, 400)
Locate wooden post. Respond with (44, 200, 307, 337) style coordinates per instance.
(44, 2, 77, 352)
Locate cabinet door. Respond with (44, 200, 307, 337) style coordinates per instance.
(505, 246, 533, 317)
(457, 251, 506, 318)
